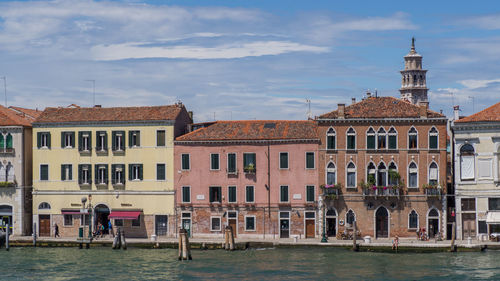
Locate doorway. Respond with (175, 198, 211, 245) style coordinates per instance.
(227, 211, 237, 238)
(305, 211, 315, 238)
(279, 212, 290, 238)
(39, 215, 51, 237)
(155, 215, 168, 236)
(375, 207, 389, 238)
(462, 213, 476, 239)
(0, 205, 13, 234)
(94, 204, 110, 235)
(326, 209, 337, 237)
(181, 212, 191, 237)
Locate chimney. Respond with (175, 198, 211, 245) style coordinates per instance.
(338, 103, 345, 119)
(351, 97, 356, 104)
(188, 111, 193, 120)
(418, 101, 428, 118)
(453, 105, 460, 120)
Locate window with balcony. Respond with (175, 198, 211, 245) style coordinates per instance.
(243, 153, 256, 173)
(367, 162, 376, 185)
(388, 162, 398, 186)
(326, 128, 336, 150)
(429, 162, 438, 185)
(377, 162, 387, 186)
(326, 162, 336, 185)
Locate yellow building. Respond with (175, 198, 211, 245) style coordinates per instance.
(32, 104, 192, 238)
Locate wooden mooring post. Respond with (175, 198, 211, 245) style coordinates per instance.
(178, 228, 192, 260)
(5, 224, 9, 251)
(112, 228, 122, 249)
(32, 223, 37, 247)
(121, 229, 127, 250)
(352, 221, 359, 251)
(224, 226, 235, 251)
(450, 222, 457, 252)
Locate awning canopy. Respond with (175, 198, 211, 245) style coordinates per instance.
(109, 211, 141, 220)
(486, 212, 500, 224)
(61, 209, 82, 215)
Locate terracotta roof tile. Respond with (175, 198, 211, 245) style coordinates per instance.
(0, 105, 37, 126)
(318, 96, 444, 119)
(9, 106, 42, 119)
(35, 104, 185, 123)
(455, 102, 500, 123)
(176, 120, 318, 141)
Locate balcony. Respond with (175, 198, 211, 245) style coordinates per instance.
(425, 188, 442, 199)
(322, 187, 339, 200)
(0, 181, 16, 188)
(0, 148, 14, 155)
(363, 187, 401, 199)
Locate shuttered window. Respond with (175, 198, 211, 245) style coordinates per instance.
(280, 186, 289, 202)
(129, 164, 143, 181)
(306, 152, 315, 169)
(156, 130, 166, 147)
(37, 132, 51, 148)
(61, 164, 72, 181)
(209, 186, 221, 202)
(181, 154, 190, 170)
(246, 186, 255, 203)
(40, 165, 49, 181)
(78, 164, 91, 185)
(78, 131, 92, 152)
(128, 130, 140, 147)
(279, 152, 288, 169)
(210, 154, 220, 170)
(157, 164, 166, 180)
(112, 131, 125, 151)
(96, 131, 107, 151)
(347, 128, 356, 149)
(228, 186, 237, 203)
(367, 128, 376, 149)
(182, 186, 191, 203)
(306, 185, 315, 202)
(429, 127, 438, 149)
(111, 164, 125, 185)
(227, 153, 236, 173)
(326, 128, 336, 149)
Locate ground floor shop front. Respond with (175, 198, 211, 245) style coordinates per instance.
(0, 186, 31, 236)
(456, 195, 500, 240)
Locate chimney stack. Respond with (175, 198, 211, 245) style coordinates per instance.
(351, 97, 356, 104)
(338, 103, 345, 119)
(453, 105, 460, 120)
(418, 101, 428, 118)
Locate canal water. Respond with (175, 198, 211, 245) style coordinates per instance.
(1, 247, 499, 280)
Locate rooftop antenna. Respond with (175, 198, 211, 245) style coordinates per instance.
(1, 76, 6, 106)
(306, 98, 312, 119)
(85, 80, 96, 106)
(375, 89, 378, 98)
(468, 96, 475, 113)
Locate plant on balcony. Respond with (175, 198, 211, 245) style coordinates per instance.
(0, 181, 15, 187)
(244, 163, 256, 173)
(324, 193, 337, 200)
(422, 183, 438, 189)
(320, 183, 342, 190)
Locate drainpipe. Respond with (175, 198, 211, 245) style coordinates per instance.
(267, 143, 271, 238)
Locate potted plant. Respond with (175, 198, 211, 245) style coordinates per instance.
(244, 163, 256, 173)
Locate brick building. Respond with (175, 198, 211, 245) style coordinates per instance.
(174, 120, 319, 239)
(316, 96, 448, 239)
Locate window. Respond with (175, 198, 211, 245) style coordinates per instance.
(181, 154, 190, 170)
(182, 186, 191, 203)
(112, 131, 125, 151)
(156, 130, 166, 147)
(280, 186, 289, 202)
(388, 127, 397, 149)
(366, 128, 376, 149)
(326, 162, 336, 185)
(377, 128, 386, 149)
(111, 164, 125, 185)
(95, 164, 108, 185)
(367, 162, 376, 185)
(129, 130, 140, 147)
(306, 152, 315, 169)
(246, 186, 255, 203)
(346, 210, 355, 225)
(408, 162, 418, 188)
(210, 154, 220, 170)
(408, 127, 418, 149)
(461, 198, 476, 211)
(5, 133, 12, 149)
(429, 162, 438, 185)
(40, 165, 49, 181)
(326, 128, 336, 149)
(38, 202, 51, 210)
(388, 162, 398, 186)
(489, 198, 500, 211)
(157, 164, 166, 180)
(129, 164, 143, 181)
(429, 127, 438, 149)
(132, 215, 141, 227)
(460, 144, 475, 180)
(228, 186, 237, 203)
(377, 162, 387, 186)
(306, 185, 315, 202)
(211, 217, 221, 231)
(347, 128, 356, 149)
(61, 164, 72, 181)
(243, 153, 256, 172)
(245, 216, 256, 231)
(479, 221, 487, 234)
(227, 153, 236, 173)
(78, 164, 91, 185)
(61, 132, 75, 148)
(78, 131, 91, 152)
(408, 210, 418, 229)
(37, 132, 51, 148)
(64, 215, 73, 226)
(279, 152, 289, 169)
(114, 219, 123, 227)
(96, 131, 107, 152)
(209, 186, 221, 203)
(346, 162, 356, 188)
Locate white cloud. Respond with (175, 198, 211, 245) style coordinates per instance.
(459, 78, 500, 89)
(460, 14, 500, 30)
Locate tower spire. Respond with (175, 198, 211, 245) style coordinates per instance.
(411, 37, 415, 51)
(399, 38, 428, 105)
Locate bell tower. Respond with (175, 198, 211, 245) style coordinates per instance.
(400, 38, 428, 104)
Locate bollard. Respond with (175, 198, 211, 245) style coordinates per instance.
(121, 229, 127, 250)
(5, 224, 9, 251)
(224, 226, 230, 250)
(352, 221, 359, 252)
(178, 228, 183, 260)
(450, 222, 457, 252)
(33, 223, 37, 247)
(178, 228, 192, 260)
(229, 226, 235, 251)
(112, 229, 120, 249)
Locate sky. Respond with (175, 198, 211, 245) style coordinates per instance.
(1, 0, 500, 122)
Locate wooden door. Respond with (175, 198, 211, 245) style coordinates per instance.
(280, 219, 289, 238)
(462, 213, 476, 239)
(39, 215, 51, 237)
(305, 219, 315, 238)
(376, 207, 389, 238)
(228, 219, 237, 238)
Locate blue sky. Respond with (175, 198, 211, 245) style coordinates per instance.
(1, 0, 499, 121)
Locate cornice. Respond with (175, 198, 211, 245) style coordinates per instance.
(33, 120, 175, 128)
(174, 138, 320, 145)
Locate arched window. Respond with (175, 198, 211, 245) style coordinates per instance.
(346, 210, 355, 225)
(346, 128, 356, 150)
(388, 162, 398, 186)
(408, 162, 418, 188)
(6, 133, 12, 149)
(428, 208, 439, 217)
(388, 127, 397, 149)
(38, 202, 51, 210)
(429, 127, 438, 149)
(367, 127, 376, 149)
(0, 163, 5, 182)
(326, 209, 337, 217)
(346, 162, 356, 188)
(460, 144, 475, 180)
(6, 162, 14, 183)
(326, 162, 336, 185)
(408, 210, 418, 229)
(377, 128, 387, 149)
(326, 128, 336, 150)
(367, 162, 376, 185)
(377, 162, 387, 186)
(408, 127, 418, 149)
(429, 162, 438, 185)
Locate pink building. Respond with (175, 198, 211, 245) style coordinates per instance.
(174, 120, 319, 239)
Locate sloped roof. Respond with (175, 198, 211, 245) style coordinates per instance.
(9, 106, 42, 119)
(176, 120, 318, 142)
(0, 105, 37, 126)
(35, 104, 185, 123)
(455, 102, 500, 123)
(318, 96, 444, 119)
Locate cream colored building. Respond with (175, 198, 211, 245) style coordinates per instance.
(32, 104, 191, 238)
(452, 102, 500, 240)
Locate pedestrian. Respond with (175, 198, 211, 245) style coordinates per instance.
(54, 223, 60, 238)
(108, 220, 114, 237)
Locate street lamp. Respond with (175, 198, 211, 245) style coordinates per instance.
(81, 195, 93, 240)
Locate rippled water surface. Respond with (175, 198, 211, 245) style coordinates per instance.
(1, 247, 500, 280)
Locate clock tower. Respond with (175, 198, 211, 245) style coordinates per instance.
(400, 38, 428, 104)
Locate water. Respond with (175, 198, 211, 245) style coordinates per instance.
(1, 247, 499, 280)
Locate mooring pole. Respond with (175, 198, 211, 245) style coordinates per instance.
(224, 226, 229, 250)
(121, 229, 127, 250)
(33, 222, 37, 247)
(229, 226, 235, 251)
(352, 221, 358, 251)
(5, 223, 9, 251)
(450, 222, 457, 252)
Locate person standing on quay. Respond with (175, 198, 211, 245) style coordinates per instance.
(54, 224, 60, 238)
(108, 220, 114, 237)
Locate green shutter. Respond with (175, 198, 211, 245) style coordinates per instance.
(37, 132, 41, 148)
(111, 164, 116, 184)
(389, 135, 397, 149)
(88, 132, 92, 152)
(61, 165, 65, 181)
(6, 134, 12, 149)
(47, 133, 51, 148)
(69, 165, 72, 180)
(347, 135, 356, 149)
(157, 164, 165, 180)
(367, 136, 375, 149)
(136, 131, 140, 147)
(112, 131, 117, 151)
(95, 165, 99, 183)
(128, 131, 133, 148)
(61, 132, 65, 148)
(430, 136, 437, 149)
(41, 165, 48, 180)
(103, 132, 108, 150)
(327, 136, 335, 149)
(78, 165, 82, 185)
(139, 164, 143, 180)
(88, 165, 92, 184)
(104, 164, 108, 184)
(71, 132, 75, 147)
(129, 164, 133, 180)
(78, 132, 83, 151)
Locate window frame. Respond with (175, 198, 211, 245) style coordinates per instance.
(279, 152, 289, 170)
(61, 164, 72, 181)
(210, 153, 220, 171)
(345, 209, 356, 225)
(40, 164, 49, 181)
(346, 162, 356, 188)
(346, 127, 356, 150)
(156, 130, 166, 147)
(428, 127, 438, 150)
(63, 214, 73, 227)
(245, 185, 255, 203)
(305, 152, 315, 169)
(326, 127, 336, 150)
(181, 186, 191, 203)
(245, 215, 256, 231)
(181, 154, 190, 171)
(408, 210, 419, 229)
(156, 163, 166, 181)
(210, 216, 222, 232)
(408, 127, 418, 149)
(280, 185, 289, 203)
(228, 186, 237, 203)
(306, 185, 315, 203)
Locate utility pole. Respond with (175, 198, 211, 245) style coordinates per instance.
(1, 77, 6, 107)
(85, 80, 96, 106)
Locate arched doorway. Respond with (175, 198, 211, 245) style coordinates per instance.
(375, 207, 389, 238)
(94, 204, 110, 235)
(326, 209, 337, 237)
(428, 208, 440, 238)
(0, 205, 12, 234)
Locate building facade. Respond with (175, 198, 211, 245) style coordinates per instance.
(174, 121, 319, 239)
(32, 104, 191, 238)
(452, 102, 500, 240)
(316, 97, 448, 239)
(0, 106, 39, 236)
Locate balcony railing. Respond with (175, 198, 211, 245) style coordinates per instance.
(0, 148, 14, 154)
(425, 188, 442, 199)
(323, 188, 339, 200)
(363, 187, 401, 199)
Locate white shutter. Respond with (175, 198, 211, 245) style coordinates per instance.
(478, 159, 492, 178)
(429, 167, 438, 180)
(461, 156, 475, 180)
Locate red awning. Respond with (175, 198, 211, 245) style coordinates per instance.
(61, 209, 82, 215)
(109, 211, 141, 220)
